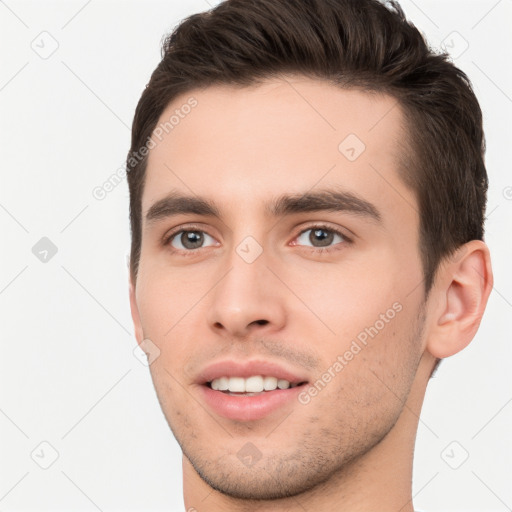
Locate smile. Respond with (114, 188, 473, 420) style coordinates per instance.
(200, 377, 309, 422)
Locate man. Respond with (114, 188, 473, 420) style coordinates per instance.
(126, 0, 493, 510)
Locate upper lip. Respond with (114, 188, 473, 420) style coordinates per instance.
(194, 359, 310, 385)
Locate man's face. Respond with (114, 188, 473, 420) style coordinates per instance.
(130, 76, 429, 499)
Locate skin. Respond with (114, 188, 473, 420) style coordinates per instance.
(129, 75, 493, 511)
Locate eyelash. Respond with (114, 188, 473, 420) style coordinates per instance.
(163, 223, 353, 256)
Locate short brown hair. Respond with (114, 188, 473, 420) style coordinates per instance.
(126, 0, 487, 304)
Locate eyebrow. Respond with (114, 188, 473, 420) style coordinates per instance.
(144, 188, 382, 226)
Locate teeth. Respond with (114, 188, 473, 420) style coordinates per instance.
(277, 379, 290, 389)
(246, 376, 264, 392)
(263, 376, 277, 391)
(229, 377, 245, 392)
(210, 375, 298, 392)
(211, 376, 228, 391)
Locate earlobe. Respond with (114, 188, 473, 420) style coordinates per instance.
(426, 240, 493, 359)
(129, 276, 144, 345)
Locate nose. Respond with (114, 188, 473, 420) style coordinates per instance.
(206, 244, 287, 339)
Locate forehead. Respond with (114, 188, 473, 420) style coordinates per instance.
(142, 76, 416, 230)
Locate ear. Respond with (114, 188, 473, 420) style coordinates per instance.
(129, 271, 144, 346)
(426, 240, 493, 359)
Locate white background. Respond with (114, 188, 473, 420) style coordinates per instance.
(1, 1, 511, 511)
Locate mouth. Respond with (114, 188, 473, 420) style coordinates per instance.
(194, 359, 311, 421)
(205, 375, 309, 396)
(199, 375, 310, 421)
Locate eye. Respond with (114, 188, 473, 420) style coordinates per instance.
(165, 229, 218, 251)
(293, 225, 351, 251)
(163, 223, 352, 255)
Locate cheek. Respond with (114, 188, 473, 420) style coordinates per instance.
(340, 299, 423, 407)
(287, 257, 401, 333)
(138, 259, 199, 322)
(319, 307, 422, 427)
(136, 271, 200, 367)
(288, 259, 422, 376)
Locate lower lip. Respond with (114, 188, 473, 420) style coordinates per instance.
(199, 384, 307, 422)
